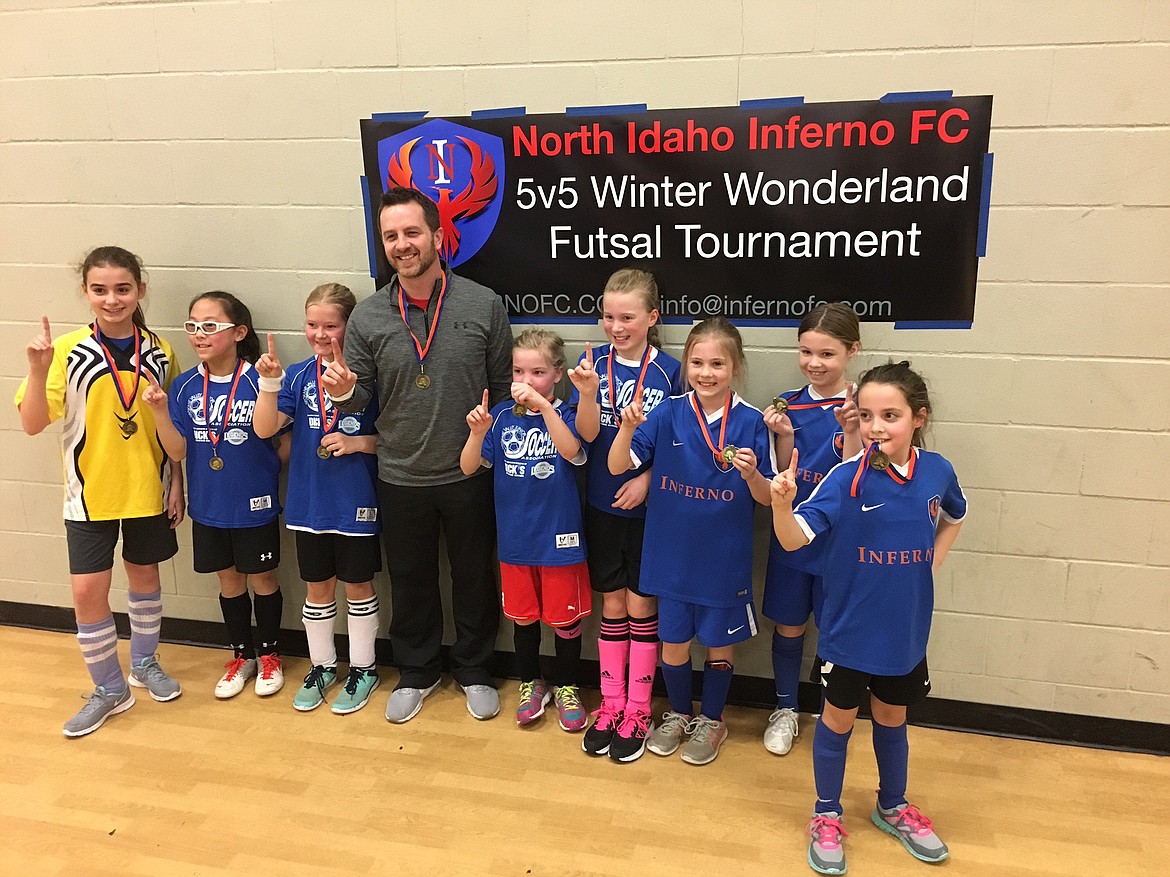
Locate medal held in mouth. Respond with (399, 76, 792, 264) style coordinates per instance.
(202, 359, 245, 473)
(94, 324, 144, 440)
(397, 274, 448, 391)
(689, 390, 735, 470)
(869, 447, 890, 470)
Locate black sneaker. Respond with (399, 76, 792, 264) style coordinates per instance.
(608, 708, 654, 763)
(582, 699, 623, 756)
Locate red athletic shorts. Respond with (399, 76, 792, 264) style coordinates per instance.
(500, 561, 592, 626)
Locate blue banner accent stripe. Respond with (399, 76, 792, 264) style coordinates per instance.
(359, 177, 376, 278)
(893, 321, 973, 330)
(509, 316, 600, 326)
(659, 316, 696, 325)
(566, 103, 648, 116)
(739, 97, 806, 109)
(733, 319, 803, 328)
(880, 90, 954, 103)
(370, 111, 428, 122)
(977, 152, 994, 257)
(471, 106, 527, 119)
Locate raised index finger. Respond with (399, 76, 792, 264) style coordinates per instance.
(267, 333, 276, 358)
(41, 315, 51, 339)
(585, 341, 593, 366)
(789, 447, 799, 472)
(481, 388, 489, 409)
(845, 382, 854, 403)
(330, 337, 345, 366)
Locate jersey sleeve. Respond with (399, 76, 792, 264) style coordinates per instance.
(752, 411, 777, 480)
(558, 401, 587, 466)
(276, 369, 298, 419)
(168, 379, 193, 438)
(793, 466, 846, 544)
(940, 461, 968, 523)
(629, 400, 665, 469)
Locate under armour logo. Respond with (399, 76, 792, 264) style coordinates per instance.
(260, 552, 273, 561)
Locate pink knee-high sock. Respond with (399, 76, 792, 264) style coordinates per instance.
(597, 616, 629, 705)
(626, 614, 659, 716)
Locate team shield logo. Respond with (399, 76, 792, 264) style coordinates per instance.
(377, 119, 505, 267)
(927, 494, 941, 525)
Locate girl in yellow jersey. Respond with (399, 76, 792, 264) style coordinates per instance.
(17, 246, 185, 737)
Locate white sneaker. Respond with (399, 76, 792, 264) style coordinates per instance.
(764, 707, 800, 755)
(255, 654, 285, 696)
(214, 656, 257, 699)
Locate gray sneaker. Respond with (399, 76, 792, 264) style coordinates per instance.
(461, 683, 500, 720)
(807, 811, 848, 875)
(871, 801, 949, 863)
(680, 715, 728, 765)
(128, 654, 182, 702)
(385, 680, 440, 723)
(63, 685, 135, 738)
(646, 710, 692, 756)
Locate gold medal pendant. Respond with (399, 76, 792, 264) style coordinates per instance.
(120, 419, 138, 438)
(772, 396, 788, 415)
(415, 372, 431, 389)
(720, 445, 739, 464)
(317, 446, 332, 459)
(209, 455, 225, 471)
(512, 403, 526, 417)
(869, 449, 890, 471)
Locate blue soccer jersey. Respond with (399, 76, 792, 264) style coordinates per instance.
(279, 355, 380, 536)
(767, 385, 850, 576)
(630, 392, 777, 608)
(794, 447, 967, 676)
(168, 361, 281, 529)
(569, 344, 681, 519)
(480, 399, 587, 567)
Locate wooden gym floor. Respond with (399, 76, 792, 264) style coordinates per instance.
(2, 625, 1167, 877)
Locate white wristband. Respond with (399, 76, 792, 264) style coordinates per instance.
(258, 371, 284, 393)
(327, 385, 355, 403)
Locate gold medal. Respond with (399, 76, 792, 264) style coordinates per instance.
(869, 449, 890, 471)
(772, 395, 788, 415)
(512, 403, 526, 417)
(209, 455, 224, 471)
(317, 446, 332, 459)
(721, 445, 739, 464)
(120, 419, 138, 437)
(415, 372, 431, 389)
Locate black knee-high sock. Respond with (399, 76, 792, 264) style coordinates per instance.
(219, 592, 254, 659)
(513, 621, 543, 682)
(551, 620, 582, 687)
(252, 590, 284, 656)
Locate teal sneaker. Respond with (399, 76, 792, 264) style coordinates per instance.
(332, 666, 380, 715)
(292, 665, 337, 712)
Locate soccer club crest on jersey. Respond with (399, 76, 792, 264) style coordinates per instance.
(927, 494, 941, 525)
(833, 431, 845, 459)
(377, 119, 505, 267)
(302, 380, 325, 414)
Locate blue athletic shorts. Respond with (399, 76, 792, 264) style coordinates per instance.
(658, 594, 758, 648)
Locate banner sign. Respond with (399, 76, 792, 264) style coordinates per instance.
(360, 95, 993, 325)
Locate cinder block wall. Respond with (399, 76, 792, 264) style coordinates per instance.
(2, 1, 1166, 723)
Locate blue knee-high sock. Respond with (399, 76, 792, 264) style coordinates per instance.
(813, 717, 852, 815)
(660, 659, 693, 715)
(700, 660, 733, 720)
(872, 721, 909, 810)
(772, 630, 804, 710)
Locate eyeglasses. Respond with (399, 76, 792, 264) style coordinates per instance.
(183, 320, 237, 335)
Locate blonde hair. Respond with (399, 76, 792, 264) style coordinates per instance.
(513, 327, 566, 369)
(305, 282, 357, 321)
(603, 267, 662, 349)
(681, 318, 747, 391)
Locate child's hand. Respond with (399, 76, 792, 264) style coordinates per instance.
(619, 398, 645, 428)
(612, 469, 651, 510)
(567, 341, 600, 398)
(26, 316, 54, 377)
(512, 381, 549, 412)
(730, 446, 760, 480)
(770, 448, 799, 505)
(320, 432, 356, 456)
(834, 382, 859, 434)
(257, 333, 283, 380)
(321, 338, 357, 397)
(466, 389, 493, 436)
(763, 404, 793, 439)
(142, 371, 168, 412)
(167, 484, 185, 529)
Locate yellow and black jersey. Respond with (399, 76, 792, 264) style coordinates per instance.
(15, 324, 180, 522)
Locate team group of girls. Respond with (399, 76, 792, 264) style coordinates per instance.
(20, 249, 965, 876)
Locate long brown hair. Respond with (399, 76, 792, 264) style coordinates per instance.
(79, 246, 154, 339)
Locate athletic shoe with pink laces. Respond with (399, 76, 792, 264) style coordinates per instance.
(581, 699, 623, 756)
(871, 801, 949, 863)
(608, 708, 653, 763)
(807, 811, 848, 875)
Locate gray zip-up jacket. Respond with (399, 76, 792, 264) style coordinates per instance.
(337, 269, 512, 487)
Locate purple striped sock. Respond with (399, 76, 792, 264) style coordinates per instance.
(77, 615, 126, 692)
(128, 589, 162, 666)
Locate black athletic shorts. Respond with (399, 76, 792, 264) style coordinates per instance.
(64, 514, 178, 575)
(294, 530, 382, 584)
(818, 655, 931, 710)
(192, 519, 280, 575)
(584, 504, 649, 597)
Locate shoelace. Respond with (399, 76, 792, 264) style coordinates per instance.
(222, 656, 249, 680)
(659, 710, 691, 735)
(891, 803, 934, 836)
(590, 701, 623, 731)
(518, 680, 544, 705)
(556, 686, 582, 712)
(303, 665, 329, 694)
(137, 659, 167, 685)
(343, 667, 367, 695)
(258, 654, 281, 680)
(686, 716, 721, 742)
(807, 814, 848, 849)
(618, 709, 651, 736)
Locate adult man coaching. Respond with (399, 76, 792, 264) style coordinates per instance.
(324, 186, 512, 722)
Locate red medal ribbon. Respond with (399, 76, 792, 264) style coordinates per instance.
(92, 324, 142, 414)
(783, 395, 846, 412)
(850, 443, 917, 497)
(396, 273, 449, 369)
(689, 390, 733, 469)
(315, 355, 340, 436)
(607, 344, 653, 423)
(202, 359, 245, 458)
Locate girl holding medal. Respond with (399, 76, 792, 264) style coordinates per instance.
(252, 283, 383, 715)
(148, 292, 286, 700)
(607, 317, 775, 766)
(770, 361, 965, 875)
(761, 302, 863, 757)
(17, 246, 184, 737)
(567, 268, 681, 762)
